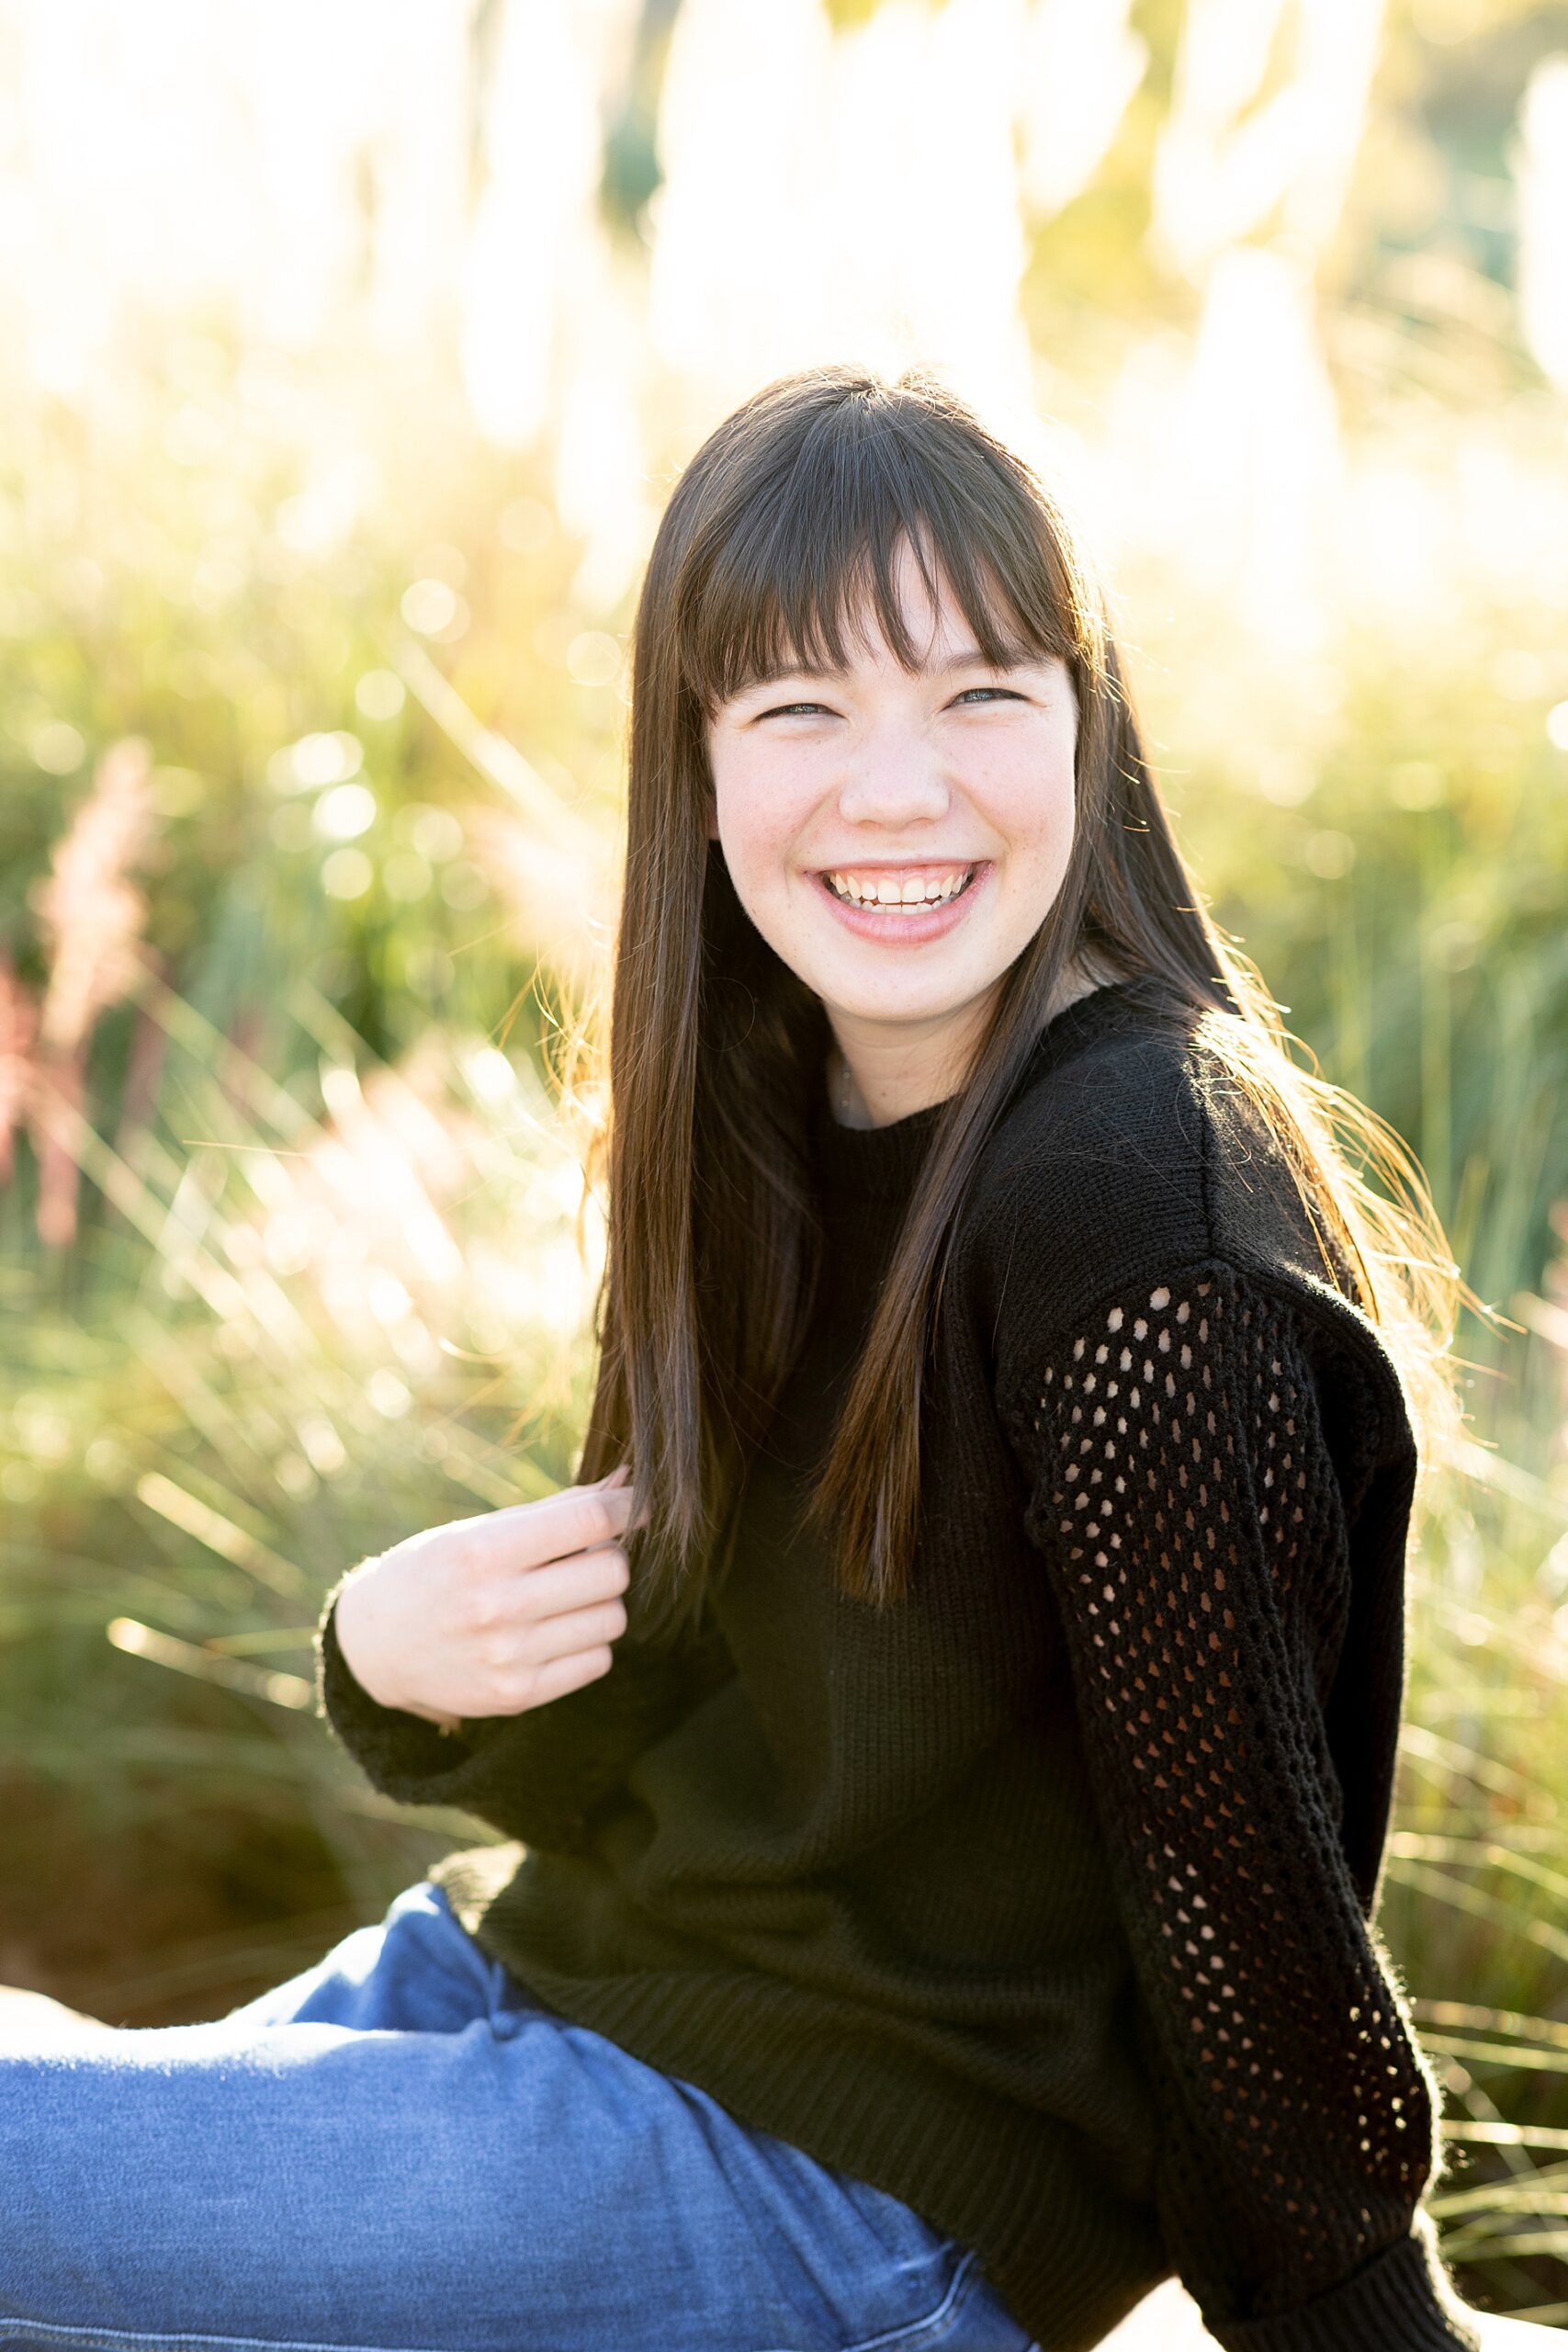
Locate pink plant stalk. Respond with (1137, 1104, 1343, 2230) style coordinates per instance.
(1545, 1196, 1568, 1468)
(23, 736, 156, 1250)
(0, 951, 39, 1187)
(35, 737, 155, 1058)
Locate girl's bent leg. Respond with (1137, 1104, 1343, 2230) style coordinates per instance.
(0, 1880, 1032, 2352)
(215, 1878, 508, 2035)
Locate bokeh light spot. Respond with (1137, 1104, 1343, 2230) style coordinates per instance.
(355, 669, 406, 721)
(404, 805, 464, 862)
(1389, 762, 1446, 810)
(400, 579, 459, 636)
(1257, 752, 1315, 807)
(321, 846, 374, 899)
(1303, 831, 1357, 878)
(269, 731, 364, 793)
(314, 782, 378, 842)
(31, 720, 86, 775)
(367, 1368, 412, 1419)
(567, 629, 623, 687)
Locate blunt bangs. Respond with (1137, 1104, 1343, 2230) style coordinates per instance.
(679, 390, 1081, 717)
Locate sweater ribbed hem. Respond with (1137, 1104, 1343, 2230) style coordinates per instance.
(1209, 2209, 1482, 2350)
(433, 1843, 1168, 2352)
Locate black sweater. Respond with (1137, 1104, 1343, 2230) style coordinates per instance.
(314, 978, 1482, 2352)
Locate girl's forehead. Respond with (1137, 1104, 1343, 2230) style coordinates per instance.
(702, 576, 1051, 698)
(705, 605, 1056, 707)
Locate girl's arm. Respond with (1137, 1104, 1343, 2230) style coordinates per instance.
(998, 1258, 1483, 2352)
(314, 1577, 735, 1857)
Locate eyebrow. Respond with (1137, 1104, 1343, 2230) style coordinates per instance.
(742, 646, 1042, 693)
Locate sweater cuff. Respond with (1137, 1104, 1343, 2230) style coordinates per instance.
(1209, 2213, 1482, 2352)
(314, 1590, 508, 1803)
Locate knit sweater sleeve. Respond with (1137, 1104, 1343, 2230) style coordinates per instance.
(314, 1577, 734, 1858)
(997, 1260, 1481, 2352)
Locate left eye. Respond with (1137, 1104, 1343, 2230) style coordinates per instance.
(953, 687, 1023, 706)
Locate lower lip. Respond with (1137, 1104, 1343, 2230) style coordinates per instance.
(809, 864, 988, 942)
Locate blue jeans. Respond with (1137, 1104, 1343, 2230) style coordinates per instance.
(0, 1877, 1039, 2352)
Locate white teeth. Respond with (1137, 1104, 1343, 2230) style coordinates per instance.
(824, 867, 975, 909)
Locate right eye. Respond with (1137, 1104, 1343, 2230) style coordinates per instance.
(758, 701, 831, 720)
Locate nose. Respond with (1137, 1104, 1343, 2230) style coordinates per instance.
(834, 718, 952, 827)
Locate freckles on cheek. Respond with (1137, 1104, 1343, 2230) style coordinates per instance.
(716, 806, 797, 891)
(711, 731, 825, 883)
(743, 795, 815, 879)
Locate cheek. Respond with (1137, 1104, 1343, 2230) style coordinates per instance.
(985, 738, 1077, 871)
(709, 749, 814, 878)
(713, 799, 795, 879)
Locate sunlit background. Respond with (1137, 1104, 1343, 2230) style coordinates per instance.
(2, 0, 1568, 2322)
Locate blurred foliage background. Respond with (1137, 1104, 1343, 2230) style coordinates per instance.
(2, 0, 1567, 2323)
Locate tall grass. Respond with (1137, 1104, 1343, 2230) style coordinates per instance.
(1, 953, 604, 1992)
(0, 334, 1564, 2320)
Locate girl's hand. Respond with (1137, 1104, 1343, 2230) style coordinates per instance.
(332, 1464, 638, 1733)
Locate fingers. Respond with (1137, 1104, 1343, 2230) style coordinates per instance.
(524, 1592, 629, 1668)
(521, 1643, 617, 1708)
(465, 1590, 626, 1714)
(466, 1476, 635, 1576)
(507, 1541, 630, 1627)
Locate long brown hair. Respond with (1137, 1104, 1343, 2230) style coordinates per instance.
(558, 360, 1487, 1636)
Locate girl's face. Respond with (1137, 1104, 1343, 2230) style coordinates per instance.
(703, 537, 1081, 1124)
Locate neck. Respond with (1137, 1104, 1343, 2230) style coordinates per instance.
(826, 964, 1106, 1130)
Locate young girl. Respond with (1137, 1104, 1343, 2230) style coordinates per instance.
(1, 366, 1543, 2352)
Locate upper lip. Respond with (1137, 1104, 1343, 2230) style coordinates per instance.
(815, 859, 983, 874)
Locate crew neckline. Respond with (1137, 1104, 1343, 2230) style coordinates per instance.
(809, 977, 1148, 1202)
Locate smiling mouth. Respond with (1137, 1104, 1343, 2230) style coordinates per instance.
(817, 864, 981, 911)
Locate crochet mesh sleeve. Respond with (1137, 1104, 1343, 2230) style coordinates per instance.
(999, 1261, 1481, 2352)
(314, 1581, 734, 1858)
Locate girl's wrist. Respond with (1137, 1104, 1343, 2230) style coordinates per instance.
(332, 1560, 416, 1716)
